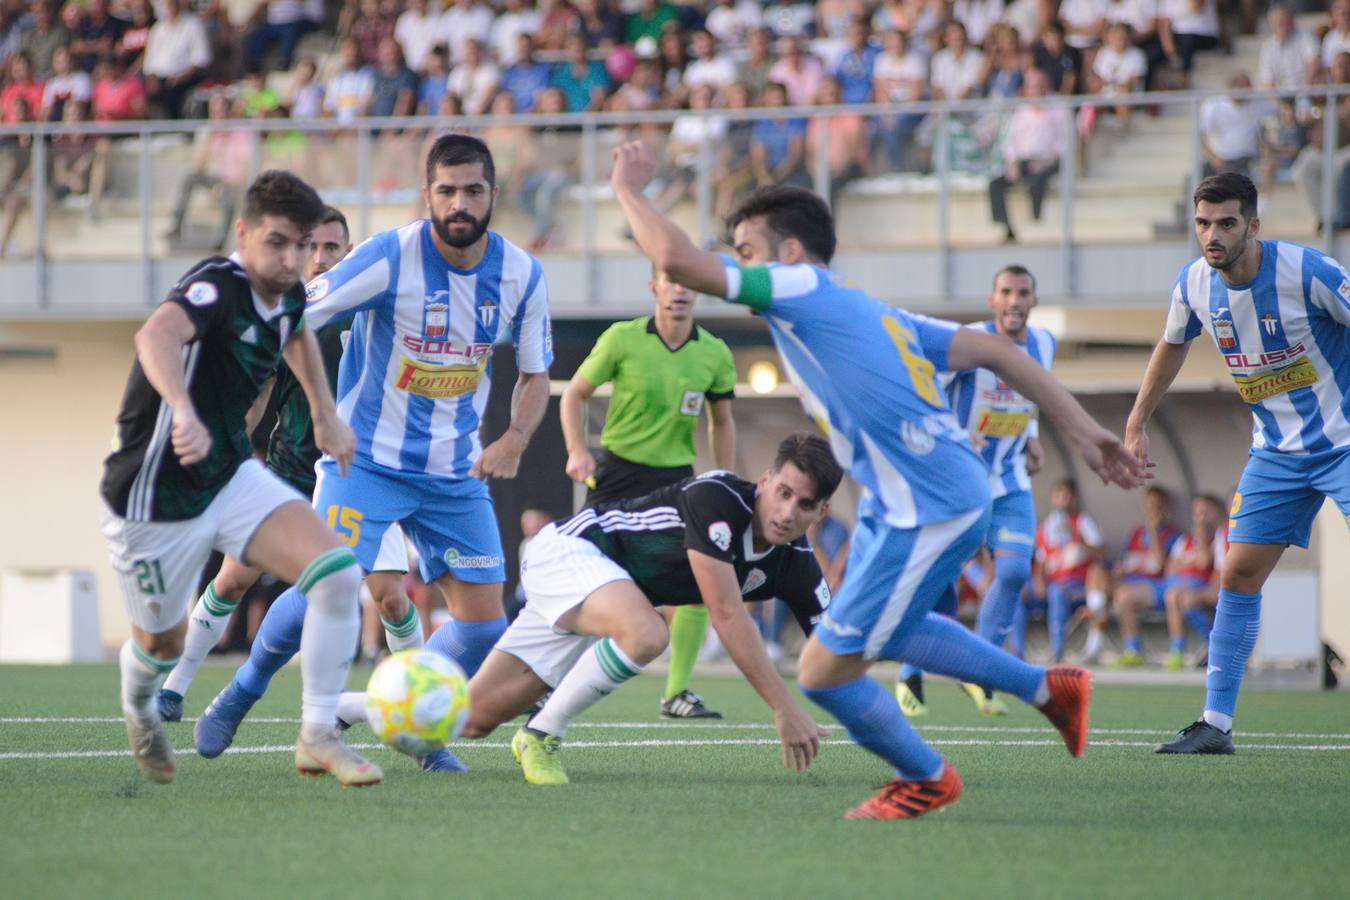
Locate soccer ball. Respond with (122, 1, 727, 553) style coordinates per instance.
(365, 649, 470, 757)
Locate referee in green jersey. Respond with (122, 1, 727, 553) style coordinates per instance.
(561, 268, 738, 718)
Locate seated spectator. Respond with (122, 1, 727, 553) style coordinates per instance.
(117, 0, 154, 71)
(1089, 21, 1148, 130)
(286, 58, 325, 119)
(817, 0, 865, 42)
(1161, 495, 1227, 670)
(1029, 478, 1106, 663)
(607, 57, 662, 111)
(551, 32, 609, 112)
(51, 100, 96, 204)
(706, 0, 762, 48)
(501, 34, 551, 114)
(750, 81, 809, 188)
(439, 0, 494, 64)
(238, 67, 280, 118)
(834, 17, 879, 104)
(650, 82, 727, 214)
(981, 23, 1026, 100)
(987, 67, 1067, 242)
(243, 0, 320, 72)
(88, 55, 146, 219)
(394, 0, 439, 75)
(1004, 0, 1053, 47)
(369, 37, 418, 118)
(572, 0, 623, 52)
(769, 35, 824, 107)
(952, 0, 1006, 48)
(1106, 0, 1164, 88)
(143, 0, 209, 119)
(418, 46, 451, 116)
(324, 37, 374, 124)
(1322, 0, 1350, 79)
(163, 92, 250, 251)
(625, 0, 680, 47)
(1158, 0, 1220, 80)
(482, 91, 528, 189)
(656, 26, 689, 104)
(1, 53, 45, 124)
(737, 27, 777, 100)
(714, 82, 755, 217)
(41, 46, 91, 122)
(931, 20, 986, 101)
(762, 0, 817, 40)
(0, 5, 29, 69)
(1200, 73, 1260, 177)
(683, 29, 736, 92)
(447, 38, 500, 116)
(69, 0, 126, 74)
(535, 0, 581, 52)
(19, 1, 68, 78)
(512, 87, 580, 251)
(1099, 486, 1180, 666)
(351, 0, 396, 67)
(0, 96, 36, 259)
(1260, 98, 1307, 192)
(1292, 53, 1350, 227)
(1032, 21, 1082, 95)
(1258, 3, 1318, 92)
(1060, 0, 1108, 62)
(806, 76, 870, 207)
(874, 28, 927, 170)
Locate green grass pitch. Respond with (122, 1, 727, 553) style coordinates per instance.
(1, 663, 1346, 899)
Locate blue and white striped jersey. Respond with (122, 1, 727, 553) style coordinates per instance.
(304, 221, 552, 478)
(943, 321, 1056, 498)
(722, 259, 990, 528)
(1165, 240, 1350, 454)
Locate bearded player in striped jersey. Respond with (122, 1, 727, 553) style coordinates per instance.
(192, 134, 552, 773)
(1130, 173, 1350, 754)
(100, 172, 379, 787)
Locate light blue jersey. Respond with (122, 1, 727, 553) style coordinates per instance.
(1166, 240, 1350, 455)
(304, 221, 553, 478)
(723, 259, 989, 528)
(944, 321, 1056, 499)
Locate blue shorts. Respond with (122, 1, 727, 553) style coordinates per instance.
(1162, 574, 1208, 596)
(816, 503, 989, 660)
(986, 490, 1036, 558)
(1120, 574, 1166, 609)
(313, 459, 505, 584)
(1229, 447, 1350, 548)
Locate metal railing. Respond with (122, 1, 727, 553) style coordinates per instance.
(0, 84, 1343, 310)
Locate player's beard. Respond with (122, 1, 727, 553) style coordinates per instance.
(1207, 226, 1251, 271)
(433, 203, 493, 249)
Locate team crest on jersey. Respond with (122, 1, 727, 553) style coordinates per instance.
(423, 291, 450, 338)
(740, 568, 766, 595)
(477, 296, 497, 330)
(305, 277, 330, 303)
(185, 281, 218, 307)
(1339, 281, 1350, 305)
(1213, 319, 1237, 349)
(708, 521, 732, 552)
(1261, 314, 1279, 337)
(900, 420, 935, 455)
(815, 579, 831, 608)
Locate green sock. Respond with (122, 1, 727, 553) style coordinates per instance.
(664, 606, 709, 700)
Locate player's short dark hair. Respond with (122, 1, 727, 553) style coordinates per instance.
(1193, 172, 1258, 220)
(426, 133, 496, 187)
(772, 432, 844, 502)
(318, 205, 349, 242)
(726, 186, 837, 264)
(242, 170, 324, 231)
(994, 263, 1036, 292)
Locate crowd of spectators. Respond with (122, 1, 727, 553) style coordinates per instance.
(0, 0, 1347, 251)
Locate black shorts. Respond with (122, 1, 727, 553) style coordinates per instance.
(584, 450, 693, 508)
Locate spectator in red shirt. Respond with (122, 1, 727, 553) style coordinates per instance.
(89, 55, 147, 220)
(1, 53, 45, 124)
(351, 0, 396, 67)
(118, 0, 154, 71)
(0, 94, 37, 259)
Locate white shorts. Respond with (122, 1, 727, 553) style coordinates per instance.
(495, 525, 632, 688)
(371, 521, 409, 573)
(101, 459, 304, 633)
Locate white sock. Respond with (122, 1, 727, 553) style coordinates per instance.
(381, 604, 425, 652)
(336, 691, 369, 726)
(1202, 710, 1233, 732)
(298, 549, 363, 728)
(120, 639, 176, 719)
(1033, 676, 1051, 706)
(162, 583, 238, 696)
(1082, 627, 1103, 657)
(528, 638, 643, 738)
(1086, 589, 1107, 615)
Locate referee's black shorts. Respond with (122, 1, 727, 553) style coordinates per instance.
(584, 449, 694, 508)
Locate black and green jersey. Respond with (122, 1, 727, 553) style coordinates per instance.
(101, 256, 307, 521)
(265, 311, 354, 495)
(576, 317, 736, 468)
(553, 471, 829, 632)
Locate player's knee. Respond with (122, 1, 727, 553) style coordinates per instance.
(369, 581, 408, 619)
(614, 615, 669, 664)
(460, 710, 497, 740)
(213, 576, 250, 603)
(993, 554, 1032, 588)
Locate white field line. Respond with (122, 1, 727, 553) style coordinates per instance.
(3, 737, 1350, 761)
(3, 716, 1350, 742)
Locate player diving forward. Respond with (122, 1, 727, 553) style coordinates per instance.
(332, 433, 840, 784)
(100, 172, 378, 786)
(609, 140, 1146, 819)
(154, 206, 426, 722)
(192, 134, 553, 773)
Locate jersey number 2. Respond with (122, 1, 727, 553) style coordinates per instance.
(882, 316, 941, 407)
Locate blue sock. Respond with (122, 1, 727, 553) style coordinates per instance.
(1047, 583, 1071, 659)
(1204, 589, 1261, 720)
(800, 677, 942, 781)
(898, 663, 921, 681)
(235, 584, 308, 698)
(1011, 596, 1028, 658)
(426, 616, 507, 677)
(1125, 635, 1143, 654)
(1184, 608, 1213, 640)
(1170, 636, 1186, 653)
(976, 554, 1031, 650)
(881, 611, 1044, 704)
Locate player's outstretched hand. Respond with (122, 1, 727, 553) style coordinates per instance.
(1072, 422, 1149, 489)
(1124, 425, 1158, 476)
(611, 141, 657, 194)
(774, 705, 827, 773)
(170, 408, 211, 466)
(315, 417, 356, 477)
(471, 430, 526, 480)
(565, 449, 596, 485)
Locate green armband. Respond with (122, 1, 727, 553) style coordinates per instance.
(731, 265, 773, 313)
